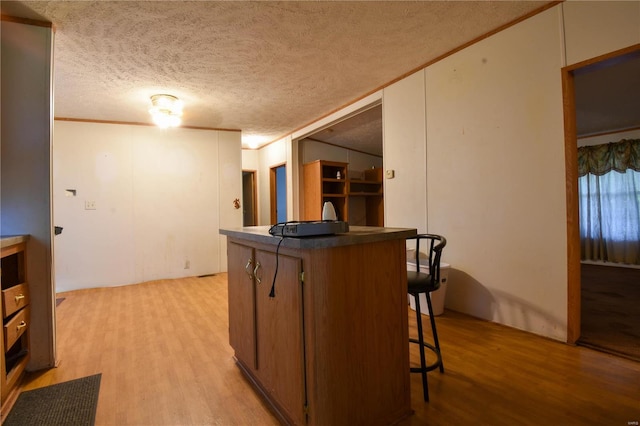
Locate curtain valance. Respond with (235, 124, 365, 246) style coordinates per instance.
(577, 138, 640, 177)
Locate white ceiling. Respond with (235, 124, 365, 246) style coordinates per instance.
(2, 1, 554, 150)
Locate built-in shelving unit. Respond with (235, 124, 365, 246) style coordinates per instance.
(303, 160, 383, 226)
(348, 167, 384, 226)
(303, 160, 349, 222)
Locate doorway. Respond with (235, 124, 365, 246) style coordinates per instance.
(270, 164, 287, 224)
(242, 171, 257, 226)
(297, 103, 384, 224)
(563, 44, 640, 359)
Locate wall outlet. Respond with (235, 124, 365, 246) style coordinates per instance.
(85, 200, 96, 210)
(184, 260, 190, 269)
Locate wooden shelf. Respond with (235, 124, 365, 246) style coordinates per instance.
(348, 169, 383, 196)
(303, 160, 384, 226)
(303, 160, 349, 222)
(347, 168, 383, 226)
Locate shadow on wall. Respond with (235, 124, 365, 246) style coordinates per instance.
(489, 288, 566, 339)
(445, 268, 566, 339)
(445, 269, 496, 320)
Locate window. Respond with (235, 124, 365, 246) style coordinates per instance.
(578, 139, 640, 265)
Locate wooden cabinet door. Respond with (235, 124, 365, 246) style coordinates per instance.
(254, 249, 306, 425)
(227, 242, 256, 370)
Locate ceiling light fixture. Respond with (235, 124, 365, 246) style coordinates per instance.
(242, 134, 268, 150)
(149, 94, 183, 128)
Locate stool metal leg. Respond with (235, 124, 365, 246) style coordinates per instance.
(413, 293, 429, 401)
(409, 292, 445, 402)
(425, 292, 445, 373)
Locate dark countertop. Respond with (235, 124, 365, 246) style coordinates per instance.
(1, 234, 30, 249)
(220, 225, 416, 249)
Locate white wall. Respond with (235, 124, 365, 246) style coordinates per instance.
(256, 138, 288, 225)
(378, 2, 639, 341)
(300, 139, 382, 177)
(242, 149, 260, 171)
(301, 140, 349, 164)
(53, 121, 241, 291)
(563, 0, 640, 66)
(383, 71, 427, 232)
(217, 130, 244, 271)
(1, 20, 56, 370)
(425, 7, 567, 339)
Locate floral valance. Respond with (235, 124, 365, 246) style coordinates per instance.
(578, 138, 640, 177)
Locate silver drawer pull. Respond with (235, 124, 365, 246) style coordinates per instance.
(16, 321, 27, 331)
(15, 294, 25, 303)
(254, 262, 261, 284)
(245, 259, 253, 279)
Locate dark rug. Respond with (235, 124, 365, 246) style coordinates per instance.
(4, 374, 101, 426)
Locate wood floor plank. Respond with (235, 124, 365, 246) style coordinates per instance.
(17, 274, 640, 425)
(580, 263, 640, 360)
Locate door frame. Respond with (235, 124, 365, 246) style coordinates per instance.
(562, 43, 640, 344)
(242, 170, 258, 226)
(270, 163, 287, 224)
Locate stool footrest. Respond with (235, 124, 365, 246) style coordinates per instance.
(409, 338, 444, 373)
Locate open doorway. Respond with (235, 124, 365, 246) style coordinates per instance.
(242, 171, 257, 226)
(297, 103, 384, 224)
(270, 164, 287, 224)
(563, 45, 640, 360)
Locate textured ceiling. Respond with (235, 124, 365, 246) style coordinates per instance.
(2, 1, 555, 149)
(305, 104, 383, 156)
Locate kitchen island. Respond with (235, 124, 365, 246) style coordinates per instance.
(220, 226, 416, 426)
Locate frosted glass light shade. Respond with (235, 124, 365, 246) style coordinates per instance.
(149, 94, 183, 128)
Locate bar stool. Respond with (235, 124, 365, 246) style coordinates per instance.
(407, 234, 446, 402)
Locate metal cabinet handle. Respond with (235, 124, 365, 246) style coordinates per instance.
(15, 294, 25, 303)
(16, 321, 27, 331)
(254, 262, 261, 284)
(245, 259, 253, 279)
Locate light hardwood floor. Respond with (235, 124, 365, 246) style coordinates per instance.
(15, 275, 640, 425)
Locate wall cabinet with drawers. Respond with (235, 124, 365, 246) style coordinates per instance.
(1, 237, 31, 406)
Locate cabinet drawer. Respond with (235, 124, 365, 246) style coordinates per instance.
(4, 307, 29, 349)
(2, 283, 29, 318)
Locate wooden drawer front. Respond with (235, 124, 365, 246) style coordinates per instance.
(4, 307, 29, 349)
(2, 283, 29, 318)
